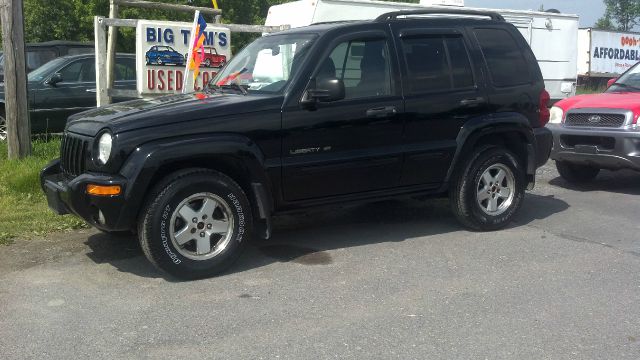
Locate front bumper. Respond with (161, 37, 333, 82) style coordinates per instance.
(547, 124, 640, 170)
(40, 159, 131, 231)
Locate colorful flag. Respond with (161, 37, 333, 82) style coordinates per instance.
(188, 14, 208, 83)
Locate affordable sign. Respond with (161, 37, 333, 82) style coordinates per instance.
(591, 31, 640, 74)
(136, 20, 231, 95)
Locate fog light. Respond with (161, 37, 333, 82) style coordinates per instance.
(87, 184, 121, 196)
(97, 210, 106, 225)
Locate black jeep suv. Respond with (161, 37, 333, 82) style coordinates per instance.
(41, 10, 552, 279)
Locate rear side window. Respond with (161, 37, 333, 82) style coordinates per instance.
(474, 28, 530, 87)
(401, 35, 474, 93)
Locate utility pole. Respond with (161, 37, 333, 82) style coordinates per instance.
(0, 0, 31, 158)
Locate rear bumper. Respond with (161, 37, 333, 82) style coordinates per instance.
(40, 159, 132, 231)
(547, 124, 640, 170)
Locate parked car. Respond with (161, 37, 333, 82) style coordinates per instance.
(548, 61, 640, 183)
(41, 9, 552, 279)
(145, 46, 185, 66)
(0, 53, 136, 140)
(0, 41, 93, 82)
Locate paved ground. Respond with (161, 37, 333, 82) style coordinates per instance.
(1, 161, 639, 359)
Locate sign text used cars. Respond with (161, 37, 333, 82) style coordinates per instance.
(136, 20, 231, 95)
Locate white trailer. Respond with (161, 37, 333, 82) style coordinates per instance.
(265, 0, 579, 102)
(578, 28, 640, 78)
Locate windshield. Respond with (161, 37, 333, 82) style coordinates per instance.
(607, 62, 640, 92)
(211, 33, 317, 93)
(28, 57, 67, 82)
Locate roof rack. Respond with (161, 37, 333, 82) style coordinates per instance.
(376, 9, 505, 22)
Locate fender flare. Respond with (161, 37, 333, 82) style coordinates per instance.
(444, 112, 537, 187)
(115, 133, 274, 235)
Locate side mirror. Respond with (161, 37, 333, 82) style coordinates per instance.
(303, 78, 345, 105)
(607, 77, 618, 88)
(46, 73, 63, 86)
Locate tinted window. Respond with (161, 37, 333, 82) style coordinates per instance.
(445, 37, 474, 88)
(475, 28, 530, 87)
(323, 38, 391, 99)
(115, 58, 136, 81)
(59, 59, 94, 83)
(401, 36, 474, 93)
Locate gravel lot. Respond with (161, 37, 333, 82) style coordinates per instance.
(1, 161, 639, 359)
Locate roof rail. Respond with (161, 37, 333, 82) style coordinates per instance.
(376, 9, 505, 22)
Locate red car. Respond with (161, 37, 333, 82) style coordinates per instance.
(201, 47, 226, 68)
(547, 62, 640, 182)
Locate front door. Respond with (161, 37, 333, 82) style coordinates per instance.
(31, 57, 97, 133)
(282, 31, 404, 201)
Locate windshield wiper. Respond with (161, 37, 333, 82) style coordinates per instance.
(220, 82, 248, 95)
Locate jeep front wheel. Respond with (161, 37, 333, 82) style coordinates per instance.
(555, 161, 599, 183)
(139, 169, 251, 279)
(450, 146, 525, 231)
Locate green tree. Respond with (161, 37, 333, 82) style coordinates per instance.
(596, 0, 640, 31)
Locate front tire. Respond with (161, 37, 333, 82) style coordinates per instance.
(450, 146, 525, 231)
(138, 169, 252, 279)
(0, 110, 6, 141)
(556, 161, 599, 183)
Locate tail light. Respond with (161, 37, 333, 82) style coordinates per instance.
(539, 89, 551, 127)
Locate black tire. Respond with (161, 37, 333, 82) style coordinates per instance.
(555, 161, 600, 183)
(0, 108, 6, 141)
(450, 146, 526, 231)
(138, 168, 252, 280)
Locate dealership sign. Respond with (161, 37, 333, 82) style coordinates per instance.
(135, 20, 230, 95)
(590, 31, 640, 74)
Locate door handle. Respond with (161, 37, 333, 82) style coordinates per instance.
(366, 106, 397, 118)
(459, 97, 485, 107)
(86, 89, 97, 93)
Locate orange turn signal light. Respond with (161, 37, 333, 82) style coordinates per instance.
(86, 184, 121, 196)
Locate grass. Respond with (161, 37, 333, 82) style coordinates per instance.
(0, 138, 87, 245)
(576, 86, 606, 95)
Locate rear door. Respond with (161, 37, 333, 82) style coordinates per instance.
(392, 25, 488, 186)
(112, 56, 138, 102)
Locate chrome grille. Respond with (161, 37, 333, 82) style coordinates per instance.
(60, 133, 89, 177)
(565, 113, 626, 128)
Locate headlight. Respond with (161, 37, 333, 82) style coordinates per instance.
(549, 106, 564, 124)
(97, 132, 113, 165)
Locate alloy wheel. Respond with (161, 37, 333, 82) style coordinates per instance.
(169, 192, 234, 261)
(476, 163, 515, 216)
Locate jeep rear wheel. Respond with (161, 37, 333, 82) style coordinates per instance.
(138, 169, 251, 279)
(555, 161, 599, 183)
(450, 146, 525, 231)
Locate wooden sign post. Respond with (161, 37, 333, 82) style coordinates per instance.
(0, 0, 31, 158)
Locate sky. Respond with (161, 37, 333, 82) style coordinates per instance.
(464, 0, 606, 27)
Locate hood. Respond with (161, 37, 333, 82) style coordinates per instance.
(66, 91, 283, 136)
(555, 92, 640, 117)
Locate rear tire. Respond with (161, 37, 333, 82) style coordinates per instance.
(556, 161, 599, 183)
(450, 146, 525, 231)
(138, 168, 252, 280)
